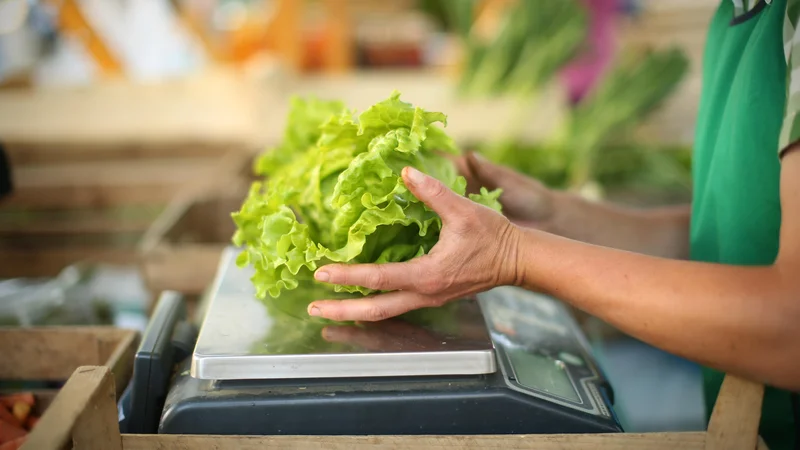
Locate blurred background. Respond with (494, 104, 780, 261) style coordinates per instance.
(0, 0, 716, 434)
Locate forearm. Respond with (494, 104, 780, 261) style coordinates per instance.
(513, 228, 800, 390)
(544, 192, 691, 259)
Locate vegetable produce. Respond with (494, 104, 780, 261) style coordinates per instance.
(0, 395, 32, 410)
(484, 46, 691, 195)
(479, 140, 693, 197)
(556, 47, 690, 190)
(0, 418, 25, 445)
(453, 0, 588, 97)
(9, 404, 27, 425)
(0, 407, 19, 429)
(0, 436, 25, 450)
(233, 91, 502, 301)
(0, 393, 42, 447)
(455, 0, 588, 98)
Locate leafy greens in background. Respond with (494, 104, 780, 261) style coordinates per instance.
(419, 0, 692, 200)
(483, 46, 691, 197)
(233, 91, 502, 301)
(455, 0, 588, 98)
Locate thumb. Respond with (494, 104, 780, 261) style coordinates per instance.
(466, 151, 513, 190)
(402, 166, 471, 222)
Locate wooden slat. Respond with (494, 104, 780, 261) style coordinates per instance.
(22, 366, 121, 450)
(74, 371, 122, 450)
(2, 153, 244, 210)
(4, 142, 242, 166)
(0, 216, 154, 235)
(0, 247, 139, 278)
(0, 231, 142, 249)
(2, 184, 173, 210)
(0, 328, 136, 404)
(0, 329, 102, 380)
(0, 68, 260, 147)
(121, 432, 709, 450)
(11, 158, 218, 188)
(704, 375, 765, 450)
(96, 329, 139, 399)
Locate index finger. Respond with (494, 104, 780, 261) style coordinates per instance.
(314, 257, 428, 291)
(308, 291, 434, 322)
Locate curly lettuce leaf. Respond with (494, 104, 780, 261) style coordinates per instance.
(253, 96, 347, 177)
(233, 91, 502, 301)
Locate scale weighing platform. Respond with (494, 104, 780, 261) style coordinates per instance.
(118, 247, 622, 435)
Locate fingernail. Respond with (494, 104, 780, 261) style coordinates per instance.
(472, 152, 487, 163)
(405, 166, 425, 185)
(315, 270, 330, 282)
(308, 305, 321, 317)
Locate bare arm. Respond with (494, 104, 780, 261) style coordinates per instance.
(462, 153, 691, 259)
(509, 151, 800, 390)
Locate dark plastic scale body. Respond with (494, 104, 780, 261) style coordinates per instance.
(118, 247, 623, 435)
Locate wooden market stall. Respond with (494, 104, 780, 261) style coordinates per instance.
(22, 365, 768, 450)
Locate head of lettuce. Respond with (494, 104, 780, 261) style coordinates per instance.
(231, 91, 502, 302)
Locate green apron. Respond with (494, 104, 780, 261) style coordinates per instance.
(691, 1, 796, 448)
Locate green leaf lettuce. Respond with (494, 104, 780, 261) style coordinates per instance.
(232, 91, 502, 300)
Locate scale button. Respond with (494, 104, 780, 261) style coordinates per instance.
(558, 352, 584, 366)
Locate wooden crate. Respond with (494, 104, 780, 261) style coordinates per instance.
(0, 326, 138, 433)
(24, 365, 768, 450)
(0, 147, 248, 279)
(0, 327, 138, 449)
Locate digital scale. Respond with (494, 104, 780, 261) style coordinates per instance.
(118, 247, 622, 435)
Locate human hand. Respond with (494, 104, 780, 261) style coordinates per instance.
(307, 166, 522, 322)
(453, 152, 559, 231)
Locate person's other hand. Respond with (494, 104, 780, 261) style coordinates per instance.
(453, 152, 558, 231)
(307, 166, 522, 322)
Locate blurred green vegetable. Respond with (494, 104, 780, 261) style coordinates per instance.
(456, 0, 588, 98)
(483, 46, 691, 197)
(555, 47, 690, 190)
(417, 0, 476, 39)
(477, 139, 693, 203)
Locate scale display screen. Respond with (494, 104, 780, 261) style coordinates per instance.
(505, 347, 580, 403)
(478, 286, 612, 418)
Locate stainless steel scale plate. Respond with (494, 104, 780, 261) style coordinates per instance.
(191, 247, 496, 380)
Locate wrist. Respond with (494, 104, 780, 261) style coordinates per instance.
(507, 225, 560, 293)
(497, 221, 526, 287)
